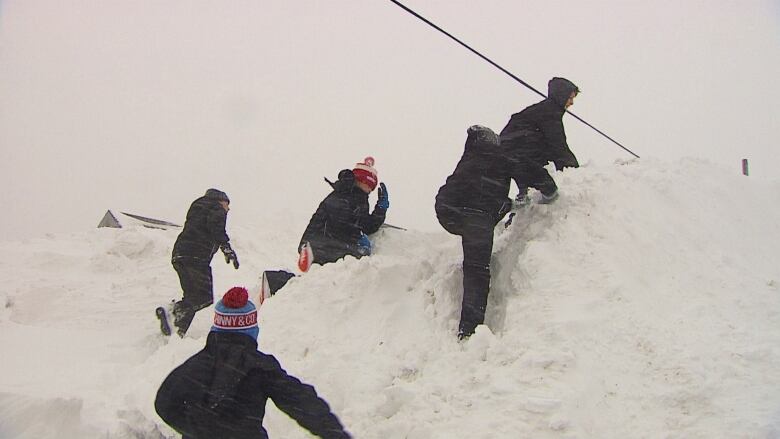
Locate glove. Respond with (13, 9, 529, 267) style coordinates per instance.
(376, 182, 389, 210)
(220, 243, 239, 269)
(356, 233, 372, 256)
(554, 150, 580, 171)
(554, 160, 579, 171)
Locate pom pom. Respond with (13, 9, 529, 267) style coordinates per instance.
(222, 287, 249, 308)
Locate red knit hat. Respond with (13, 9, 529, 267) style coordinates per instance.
(353, 156, 378, 191)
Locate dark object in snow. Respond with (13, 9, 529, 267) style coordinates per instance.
(155, 306, 172, 336)
(97, 209, 181, 230)
(120, 211, 181, 228)
(260, 270, 297, 302)
(97, 210, 121, 228)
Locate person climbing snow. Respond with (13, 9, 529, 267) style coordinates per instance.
(499, 76, 580, 205)
(300, 157, 388, 265)
(435, 125, 513, 339)
(260, 158, 389, 298)
(155, 286, 352, 439)
(156, 188, 239, 337)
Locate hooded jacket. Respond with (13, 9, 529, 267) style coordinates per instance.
(435, 125, 512, 223)
(299, 170, 386, 262)
(499, 77, 580, 172)
(172, 189, 231, 263)
(154, 331, 350, 439)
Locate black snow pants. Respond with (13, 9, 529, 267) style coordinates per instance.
(172, 260, 213, 336)
(435, 204, 496, 338)
(304, 236, 363, 266)
(514, 161, 558, 198)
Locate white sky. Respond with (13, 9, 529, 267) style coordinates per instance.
(1, 0, 778, 241)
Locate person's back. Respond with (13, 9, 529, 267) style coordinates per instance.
(173, 189, 231, 262)
(300, 170, 368, 249)
(499, 77, 580, 171)
(436, 125, 512, 233)
(299, 159, 387, 265)
(155, 287, 351, 439)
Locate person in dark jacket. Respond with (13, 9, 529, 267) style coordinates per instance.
(168, 188, 239, 337)
(435, 125, 513, 339)
(299, 157, 388, 266)
(499, 77, 580, 204)
(258, 159, 389, 298)
(155, 287, 351, 439)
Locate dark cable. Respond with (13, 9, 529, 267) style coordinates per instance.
(387, 0, 640, 159)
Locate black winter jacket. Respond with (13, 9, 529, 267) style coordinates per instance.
(435, 125, 512, 223)
(155, 332, 350, 439)
(172, 190, 230, 263)
(499, 77, 580, 173)
(299, 170, 386, 255)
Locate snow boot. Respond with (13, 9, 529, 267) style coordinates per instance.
(539, 190, 559, 204)
(155, 304, 173, 336)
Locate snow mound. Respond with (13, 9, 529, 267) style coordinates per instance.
(1, 159, 779, 438)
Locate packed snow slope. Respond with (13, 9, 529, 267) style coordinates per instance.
(1, 158, 779, 439)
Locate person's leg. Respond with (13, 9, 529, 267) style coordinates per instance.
(523, 164, 558, 198)
(309, 237, 351, 265)
(172, 261, 213, 337)
(435, 201, 465, 236)
(458, 211, 495, 338)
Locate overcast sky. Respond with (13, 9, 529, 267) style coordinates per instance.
(1, 0, 778, 242)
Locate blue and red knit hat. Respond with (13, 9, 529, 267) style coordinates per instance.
(211, 287, 259, 340)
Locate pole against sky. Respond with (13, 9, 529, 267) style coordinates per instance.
(0, 0, 778, 241)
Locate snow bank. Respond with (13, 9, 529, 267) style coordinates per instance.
(1, 159, 779, 438)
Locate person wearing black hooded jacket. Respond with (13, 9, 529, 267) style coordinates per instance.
(499, 77, 580, 203)
(435, 125, 513, 339)
(259, 160, 388, 297)
(167, 188, 239, 337)
(299, 162, 388, 266)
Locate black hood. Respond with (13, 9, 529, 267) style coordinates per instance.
(465, 125, 500, 151)
(204, 188, 230, 203)
(333, 169, 356, 192)
(547, 77, 579, 108)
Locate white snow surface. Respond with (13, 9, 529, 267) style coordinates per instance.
(1, 158, 779, 438)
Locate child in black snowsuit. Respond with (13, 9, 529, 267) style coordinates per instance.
(499, 77, 580, 203)
(435, 125, 513, 339)
(155, 287, 351, 439)
(262, 158, 389, 296)
(167, 188, 239, 337)
(299, 157, 388, 265)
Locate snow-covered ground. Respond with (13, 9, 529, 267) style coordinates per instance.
(1, 158, 779, 438)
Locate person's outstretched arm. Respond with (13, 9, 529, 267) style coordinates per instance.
(257, 355, 351, 439)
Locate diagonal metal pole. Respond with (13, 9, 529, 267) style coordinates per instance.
(387, 0, 640, 159)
